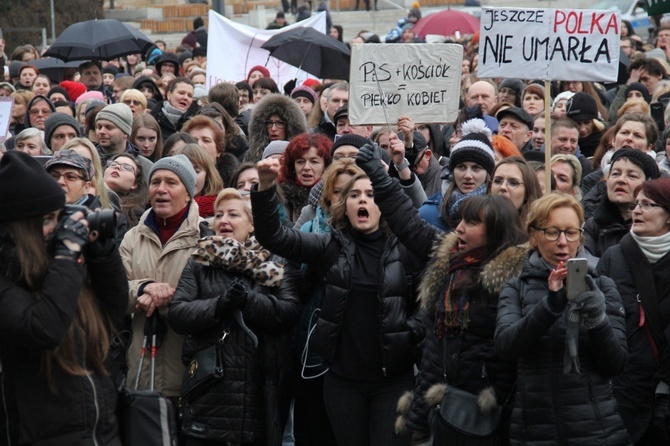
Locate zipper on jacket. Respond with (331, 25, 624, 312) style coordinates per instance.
(84, 369, 101, 446)
(377, 237, 394, 378)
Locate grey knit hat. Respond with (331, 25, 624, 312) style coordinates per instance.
(262, 140, 289, 159)
(95, 103, 133, 136)
(44, 113, 81, 149)
(150, 154, 197, 198)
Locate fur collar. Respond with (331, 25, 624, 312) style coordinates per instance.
(417, 232, 530, 310)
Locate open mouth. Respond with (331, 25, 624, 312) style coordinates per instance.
(357, 207, 369, 221)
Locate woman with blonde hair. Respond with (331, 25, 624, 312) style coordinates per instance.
(120, 89, 148, 118)
(169, 142, 224, 218)
(9, 89, 34, 134)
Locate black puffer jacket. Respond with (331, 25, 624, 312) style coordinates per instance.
(169, 257, 300, 445)
(495, 251, 630, 446)
(583, 197, 630, 259)
(598, 237, 670, 443)
(364, 175, 523, 438)
(0, 235, 127, 446)
(250, 185, 421, 378)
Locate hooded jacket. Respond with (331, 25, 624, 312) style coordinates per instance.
(151, 99, 200, 143)
(245, 94, 307, 163)
(5, 95, 56, 150)
(131, 76, 164, 103)
(495, 251, 629, 446)
(583, 197, 630, 259)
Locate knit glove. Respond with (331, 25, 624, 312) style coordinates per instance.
(51, 215, 89, 262)
(653, 392, 670, 441)
(355, 143, 393, 188)
(576, 275, 606, 330)
(216, 280, 248, 316)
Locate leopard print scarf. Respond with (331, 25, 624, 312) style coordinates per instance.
(191, 235, 284, 287)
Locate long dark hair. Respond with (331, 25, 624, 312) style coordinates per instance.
(0, 217, 110, 382)
(459, 195, 528, 255)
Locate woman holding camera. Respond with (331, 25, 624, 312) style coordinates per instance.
(0, 151, 127, 445)
(495, 193, 629, 445)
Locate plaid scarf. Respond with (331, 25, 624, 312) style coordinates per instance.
(436, 246, 489, 338)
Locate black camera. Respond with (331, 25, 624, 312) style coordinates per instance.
(61, 205, 117, 240)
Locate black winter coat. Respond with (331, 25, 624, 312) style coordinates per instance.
(598, 237, 670, 443)
(251, 185, 421, 379)
(367, 176, 523, 437)
(0, 240, 127, 446)
(169, 258, 300, 445)
(495, 251, 630, 446)
(584, 197, 630, 258)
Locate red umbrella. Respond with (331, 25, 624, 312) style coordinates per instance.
(412, 10, 481, 37)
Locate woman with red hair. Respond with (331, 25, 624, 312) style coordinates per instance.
(278, 133, 332, 223)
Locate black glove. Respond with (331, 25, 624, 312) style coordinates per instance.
(283, 78, 297, 96)
(216, 281, 248, 315)
(84, 234, 116, 259)
(577, 275, 606, 330)
(355, 143, 393, 188)
(51, 215, 89, 262)
(653, 393, 670, 441)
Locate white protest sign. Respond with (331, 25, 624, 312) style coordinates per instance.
(0, 97, 13, 142)
(349, 44, 462, 126)
(206, 11, 326, 91)
(478, 7, 620, 81)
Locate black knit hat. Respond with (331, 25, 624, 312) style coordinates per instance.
(449, 118, 496, 175)
(0, 151, 65, 222)
(566, 92, 598, 122)
(44, 113, 81, 149)
(610, 149, 660, 180)
(46, 86, 71, 102)
(330, 134, 371, 157)
(102, 64, 119, 76)
(624, 82, 651, 103)
(499, 78, 525, 98)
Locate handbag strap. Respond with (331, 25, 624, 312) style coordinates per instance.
(620, 234, 665, 353)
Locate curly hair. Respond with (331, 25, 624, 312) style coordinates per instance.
(279, 133, 331, 185)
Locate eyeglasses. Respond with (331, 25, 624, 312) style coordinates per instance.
(123, 100, 143, 106)
(531, 226, 583, 242)
(107, 160, 136, 174)
(491, 177, 524, 189)
(29, 108, 52, 116)
(265, 120, 286, 129)
(628, 201, 665, 212)
(49, 171, 86, 182)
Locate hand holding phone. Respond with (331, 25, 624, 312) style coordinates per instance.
(566, 258, 588, 301)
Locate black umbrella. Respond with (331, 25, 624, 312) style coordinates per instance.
(31, 57, 82, 83)
(261, 27, 351, 80)
(43, 19, 154, 62)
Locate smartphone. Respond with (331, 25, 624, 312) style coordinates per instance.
(566, 258, 589, 301)
(651, 102, 665, 133)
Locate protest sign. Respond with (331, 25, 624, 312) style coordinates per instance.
(206, 11, 326, 90)
(0, 97, 13, 142)
(348, 44, 462, 126)
(645, 0, 670, 16)
(478, 7, 620, 81)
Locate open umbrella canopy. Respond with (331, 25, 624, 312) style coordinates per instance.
(44, 19, 154, 61)
(31, 57, 82, 83)
(412, 10, 481, 37)
(261, 27, 351, 80)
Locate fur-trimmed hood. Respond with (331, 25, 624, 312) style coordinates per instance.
(417, 232, 530, 310)
(246, 93, 308, 163)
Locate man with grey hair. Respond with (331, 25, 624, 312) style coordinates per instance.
(313, 81, 349, 141)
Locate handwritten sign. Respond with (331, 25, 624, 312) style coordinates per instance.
(348, 44, 462, 125)
(0, 97, 13, 142)
(479, 7, 620, 81)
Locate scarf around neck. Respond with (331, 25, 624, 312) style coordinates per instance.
(435, 245, 489, 338)
(630, 229, 670, 264)
(191, 235, 284, 287)
(445, 182, 487, 227)
(162, 101, 186, 127)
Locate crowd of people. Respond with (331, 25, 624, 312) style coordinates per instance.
(2, 4, 670, 446)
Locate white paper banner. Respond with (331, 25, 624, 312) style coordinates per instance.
(206, 11, 326, 90)
(349, 44, 462, 126)
(478, 7, 620, 81)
